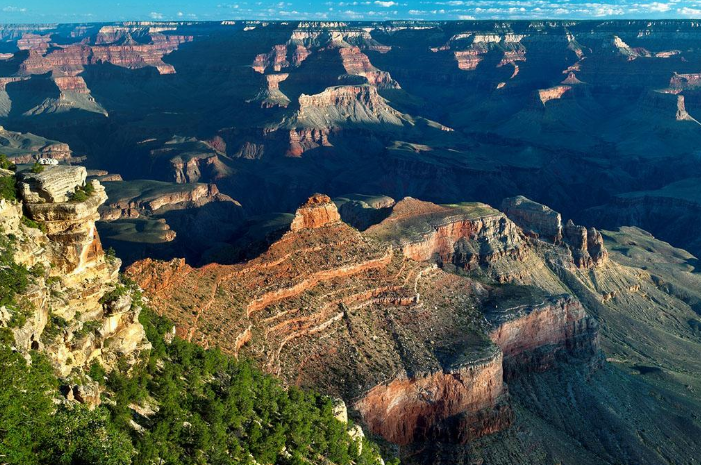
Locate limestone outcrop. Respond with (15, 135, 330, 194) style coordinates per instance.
(0, 164, 149, 396)
(289, 194, 341, 231)
(501, 195, 562, 242)
(19, 165, 87, 203)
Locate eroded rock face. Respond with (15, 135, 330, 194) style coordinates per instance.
(1, 165, 149, 387)
(487, 294, 599, 378)
(339, 46, 399, 89)
(126, 194, 611, 453)
(501, 196, 607, 268)
(18, 166, 87, 203)
(289, 194, 341, 231)
(355, 349, 512, 445)
(501, 195, 562, 243)
(367, 197, 524, 272)
(0, 127, 73, 163)
(563, 220, 608, 268)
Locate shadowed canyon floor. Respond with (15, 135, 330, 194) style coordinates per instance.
(3, 21, 701, 262)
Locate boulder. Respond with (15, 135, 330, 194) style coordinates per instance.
(18, 165, 87, 203)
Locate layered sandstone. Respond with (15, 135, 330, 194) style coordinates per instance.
(290, 194, 341, 231)
(501, 195, 562, 242)
(0, 126, 73, 163)
(295, 85, 405, 128)
(147, 136, 229, 184)
(487, 294, 599, 378)
(1, 165, 149, 385)
(355, 348, 511, 445)
(127, 195, 519, 448)
(126, 194, 609, 453)
(285, 128, 333, 157)
(339, 46, 399, 89)
(367, 197, 524, 271)
(100, 181, 235, 220)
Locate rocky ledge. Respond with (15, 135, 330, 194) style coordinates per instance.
(0, 165, 149, 395)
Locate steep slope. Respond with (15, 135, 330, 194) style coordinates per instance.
(127, 193, 701, 463)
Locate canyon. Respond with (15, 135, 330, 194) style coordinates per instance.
(126, 193, 701, 463)
(1, 19, 701, 464)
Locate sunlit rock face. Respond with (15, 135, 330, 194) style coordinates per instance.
(0, 166, 149, 391)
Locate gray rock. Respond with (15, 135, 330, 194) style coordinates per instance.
(18, 165, 87, 203)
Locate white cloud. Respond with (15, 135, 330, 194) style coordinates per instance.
(177, 11, 184, 16)
(2, 5, 26, 12)
(458, 14, 476, 19)
(374, 1, 397, 7)
(648, 2, 672, 12)
(678, 6, 701, 15)
(149, 11, 164, 19)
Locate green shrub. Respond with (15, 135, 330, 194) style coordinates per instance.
(73, 320, 102, 341)
(88, 360, 107, 383)
(105, 247, 117, 264)
(0, 154, 15, 171)
(0, 267, 393, 465)
(99, 283, 129, 305)
(71, 188, 88, 202)
(0, 174, 16, 201)
(71, 183, 94, 203)
(42, 314, 69, 342)
(30, 162, 44, 174)
(21, 216, 47, 234)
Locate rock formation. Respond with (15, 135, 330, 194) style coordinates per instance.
(563, 220, 609, 268)
(0, 126, 73, 163)
(0, 165, 149, 391)
(501, 195, 562, 242)
(366, 197, 524, 273)
(486, 294, 599, 378)
(289, 193, 341, 230)
(501, 196, 607, 268)
(126, 194, 609, 456)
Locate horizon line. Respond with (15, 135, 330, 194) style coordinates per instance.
(2, 17, 701, 26)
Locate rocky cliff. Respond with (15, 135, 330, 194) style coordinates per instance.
(0, 165, 149, 397)
(125, 193, 613, 458)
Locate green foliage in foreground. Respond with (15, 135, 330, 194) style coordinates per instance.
(0, 154, 16, 171)
(0, 283, 390, 465)
(0, 172, 16, 201)
(30, 162, 44, 174)
(0, 347, 133, 465)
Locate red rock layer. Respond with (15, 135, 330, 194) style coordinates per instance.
(488, 295, 599, 378)
(290, 194, 341, 231)
(338, 46, 398, 89)
(252, 45, 289, 74)
(286, 128, 332, 157)
(538, 85, 572, 104)
(18, 33, 192, 76)
(355, 350, 511, 445)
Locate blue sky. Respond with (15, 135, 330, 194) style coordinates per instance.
(1, 0, 701, 23)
